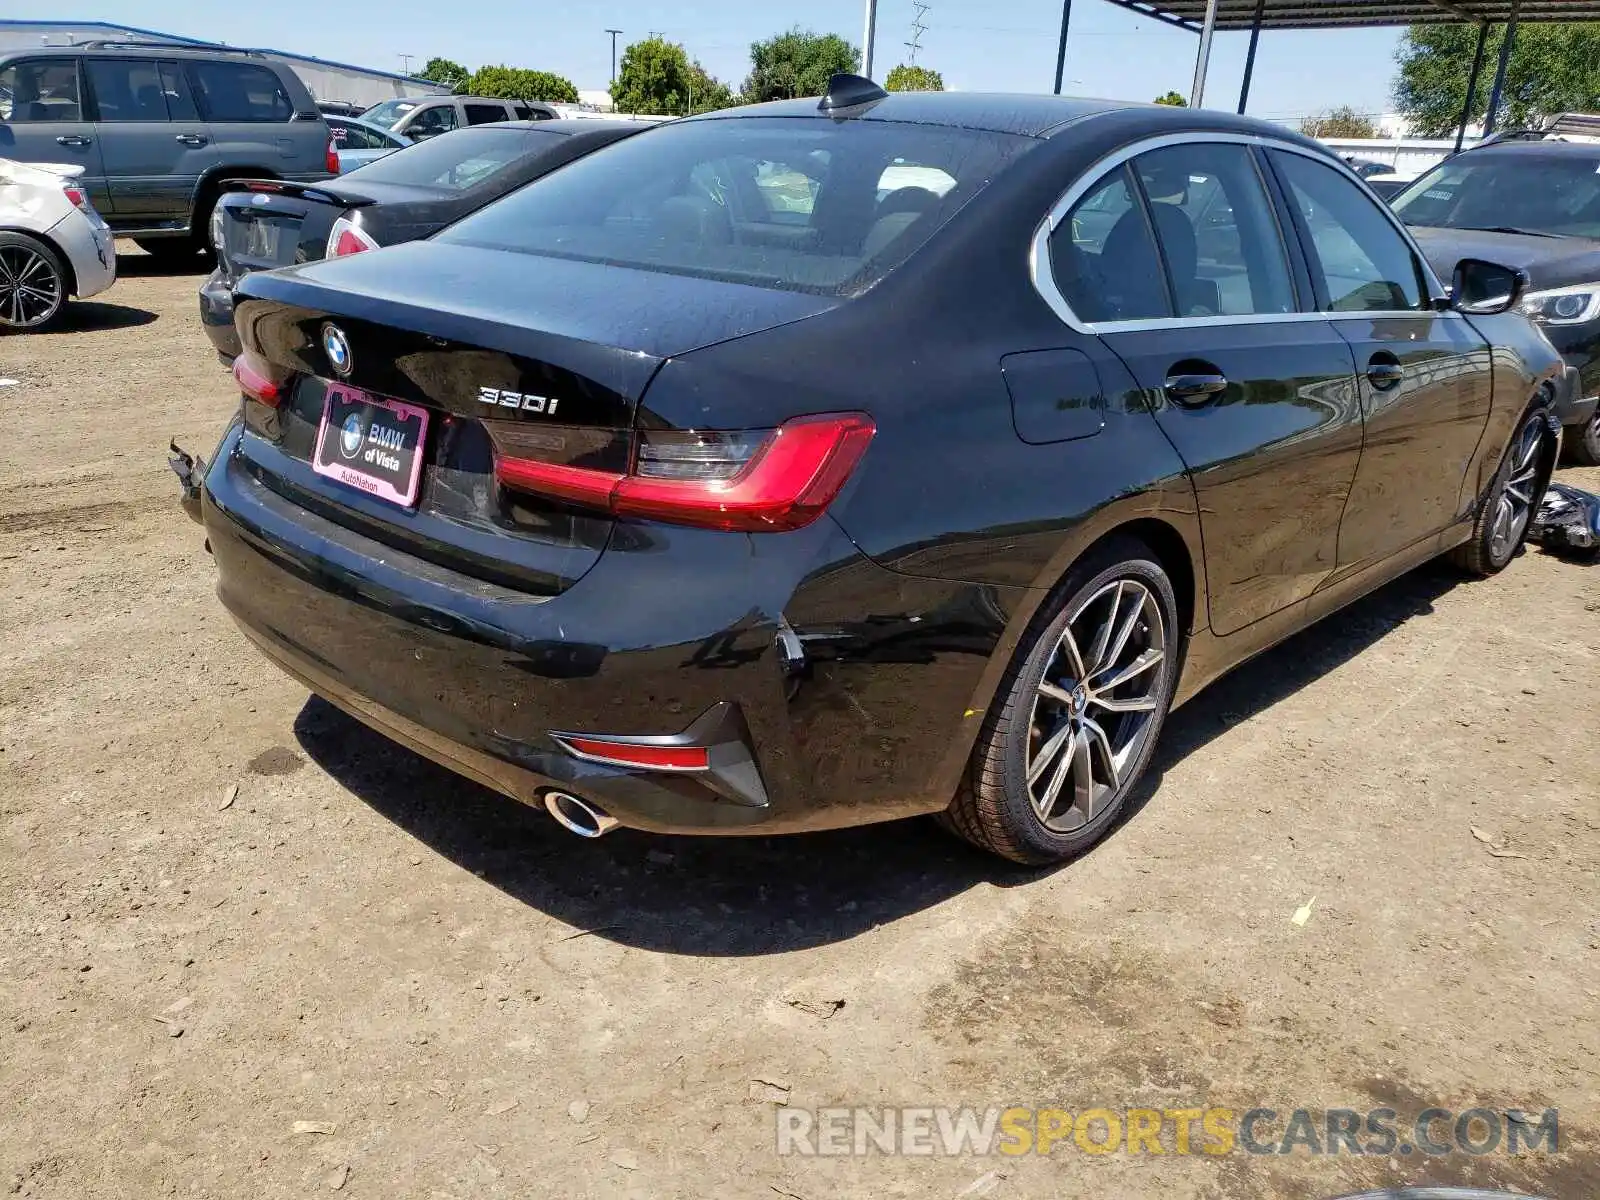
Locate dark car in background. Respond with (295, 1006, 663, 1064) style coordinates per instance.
(0, 43, 334, 260)
(198, 119, 645, 363)
(182, 81, 1566, 865)
(1391, 136, 1600, 462)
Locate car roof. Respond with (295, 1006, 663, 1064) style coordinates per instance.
(1463, 138, 1600, 159)
(688, 91, 1323, 145)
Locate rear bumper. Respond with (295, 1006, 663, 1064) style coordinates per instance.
(49, 212, 116, 300)
(198, 422, 1018, 836)
(198, 269, 240, 365)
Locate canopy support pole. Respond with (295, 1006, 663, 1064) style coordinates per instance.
(1190, 0, 1220, 109)
(1483, 0, 1521, 136)
(1455, 20, 1490, 152)
(1053, 0, 1074, 95)
(861, 0, 879, 80)
(1237, 0, 1266, 113)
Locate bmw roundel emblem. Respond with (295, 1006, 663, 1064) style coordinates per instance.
(339, 412, 365, 459)
(322, 323, 353, 377)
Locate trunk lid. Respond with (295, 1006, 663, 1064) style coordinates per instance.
(230, 240, 838, 595)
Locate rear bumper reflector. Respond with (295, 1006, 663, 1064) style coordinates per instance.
(550, 701, 769, 807)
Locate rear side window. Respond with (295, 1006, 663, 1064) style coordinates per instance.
(190, 61, 294, 123)
(466, 102, 508, 125)
(1050, 166, 1170, 322)
(1271, 150, 1425, 312)
(85, 59, 201, 122)
(0, 59, 82, 122)
(439, 117, 1033, 296)
(343, 126, 560, 190)
(1130, 142, 1295, 317)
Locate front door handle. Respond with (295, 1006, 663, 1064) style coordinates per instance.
(175, 133, 209, 147)
(1163, 372, 1229, 405)
(1367, 357, 1405, 390)
(56, 135, 93, 147)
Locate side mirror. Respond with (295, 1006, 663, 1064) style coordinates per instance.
(1452, 258, 1529, 315)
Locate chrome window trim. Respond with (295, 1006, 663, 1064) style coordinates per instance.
(1029, 130, 1454, 336)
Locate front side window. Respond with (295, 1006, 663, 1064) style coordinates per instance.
(440, 117, 1033, 296)
(189, 61, 294, 123)
(1391, 152, 1600, 239)
(0, 59, 82, 122)
(1272, 150, 1425, 312)
(1131, 142, 1295, 317)
(1050, 165, 1171, 322)
(407, 104, 460, 138)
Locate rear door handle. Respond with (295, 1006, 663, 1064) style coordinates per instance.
(175, 133, 209, 146)
(1163, 372, 1229, 405)
(56, 135, 93, 147)
(1367, 357, 1405, 390)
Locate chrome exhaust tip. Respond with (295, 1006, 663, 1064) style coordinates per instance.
(542, 790, 621, 839)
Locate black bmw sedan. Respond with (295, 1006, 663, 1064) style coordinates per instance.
(183, 78, 1566, 864)
(197, 119, 646, 364)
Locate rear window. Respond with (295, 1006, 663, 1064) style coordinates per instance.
(342, 126, 562, 190)
(437, 116, 1033, 295)
(361, 99, 417, 130)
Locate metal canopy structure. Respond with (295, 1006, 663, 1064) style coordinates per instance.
(1047, 0, 1600, 149)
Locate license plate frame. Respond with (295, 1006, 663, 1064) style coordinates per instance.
(311, 383, 430, 508)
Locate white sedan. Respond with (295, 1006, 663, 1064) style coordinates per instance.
(0, 158, 116, 330)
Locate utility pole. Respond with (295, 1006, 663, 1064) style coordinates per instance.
(605, 29, 622, 86)
(398, 53, 414, 75)
(905, 0, 929, 65)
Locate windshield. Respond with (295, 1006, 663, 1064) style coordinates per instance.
(360, 99, 418, 130)
(1391, 152, 1600, 238)
(437, 116, 1033, 296)
(343, 126, 563, 191)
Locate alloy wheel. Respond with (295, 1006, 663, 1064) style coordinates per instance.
(1489, 416, 1543, 561)
(0, 243, 63, 329)
(1025, 578, 1167, 832)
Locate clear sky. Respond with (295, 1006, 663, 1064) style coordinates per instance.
(50, 0, 1405, 122)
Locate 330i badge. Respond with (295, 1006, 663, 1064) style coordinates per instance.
(177, 79, 1567, 863)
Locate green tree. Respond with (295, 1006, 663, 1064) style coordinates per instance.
(885, 64, 944, 92)
(1153, 90, 1188, 107)
(1395, 22, 1600, 135)
(613, 37, 687, 114)
(743, 29, 859, 102)
(469, 65, 579, 104)
(418, 57, 470, 91)
(687, 61, 739, 112)
(1299, 106, 1378, 138)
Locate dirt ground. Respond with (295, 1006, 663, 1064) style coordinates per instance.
(1, 249, 1597, 1200)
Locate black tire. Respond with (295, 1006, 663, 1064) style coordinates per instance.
(1564, 411, 1600, 466)
(942, 537, 1182, 865)
(133, 236, 202, 261)
(1451, 400, 1556, 577)
(0, 231, 69, 331)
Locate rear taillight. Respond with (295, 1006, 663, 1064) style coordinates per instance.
(62, 186, 90, 212)
(325, 136, 340, 174)
(491, 412, 876, 532)
(326, 214, 379, 258)
(233, 352, 286, 407)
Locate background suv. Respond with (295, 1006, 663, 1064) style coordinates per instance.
(360, 95, 560, 140)
(1391, 130, 1600, 463)
(0, 43, 334, 260)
